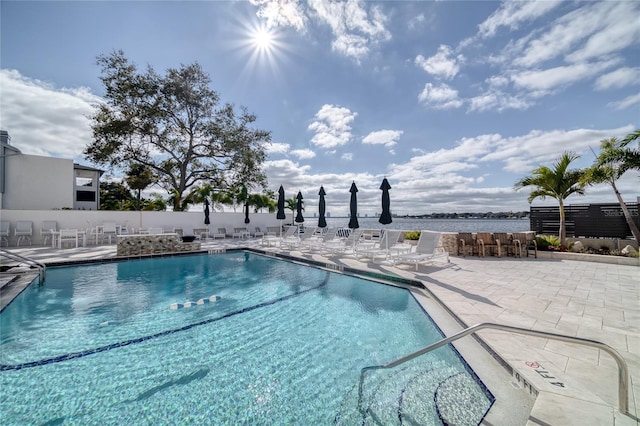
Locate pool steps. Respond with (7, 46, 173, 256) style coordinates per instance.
(169, 295, 219, 310)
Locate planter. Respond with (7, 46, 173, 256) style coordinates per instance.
(535, 250, 639, 266)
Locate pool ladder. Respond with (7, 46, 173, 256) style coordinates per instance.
(0, 249, 46, 284)
(358, 322, 632, 418)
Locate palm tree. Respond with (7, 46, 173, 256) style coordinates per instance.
(582, 136, 640, 242)
(285, 197, 301, 225)
(514, 152, 586, 246)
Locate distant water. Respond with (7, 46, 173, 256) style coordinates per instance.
(313, 217, 531, 233)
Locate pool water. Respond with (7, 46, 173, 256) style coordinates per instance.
(0, 252, 493, 425)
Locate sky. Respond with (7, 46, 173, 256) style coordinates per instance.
(1, 0, 639, 217)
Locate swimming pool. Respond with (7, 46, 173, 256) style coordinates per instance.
(0, 252, 493, 425)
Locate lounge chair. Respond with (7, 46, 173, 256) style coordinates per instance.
(355, 230, 401, 261)
(252, 227, 264, 238)
(193, 228, 209, 240)
(212, 228, 226, 239)
(233, 227, 249, 239)
(302, 227, 338, 251)
(323, 228, 363, 254)
(0, 220, 10, 246)
(392, 230, 449, 270)
(15, 221, 33, 246)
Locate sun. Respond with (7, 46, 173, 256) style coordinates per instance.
(252, 27, 274, 52)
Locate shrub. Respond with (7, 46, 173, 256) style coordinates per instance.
(536, 234, 560, 250)
(404, 231, 421, 240)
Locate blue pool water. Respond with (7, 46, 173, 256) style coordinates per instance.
(0, 252, 493, 425)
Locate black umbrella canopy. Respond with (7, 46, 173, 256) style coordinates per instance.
(379, 178, 392, 225)
(295, 191, 305, 223)
(348, 182, 359, 229)
(244, 201, 250, 224)
(317, 186, 327, 228)
(204, 198, 211, 225)
(276, 185, 286, 220)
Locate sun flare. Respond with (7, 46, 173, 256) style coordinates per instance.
(252, 27, 274, 51)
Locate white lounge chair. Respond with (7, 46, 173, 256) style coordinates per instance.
(392, 230, 449, 270)
(252, 227, 264, 238)
(102, 222, 118, 244)
(355, 230, 402, 261)
(302, 227, 338, 251)
(212, 228, 226, 239)
(323, 228, 363, 254)
(15, 221, 33, 246)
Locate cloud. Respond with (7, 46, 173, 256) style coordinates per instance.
(417, 83, 463, 109)
(0, 69, 101, 160)
(265, 142, 291, 154)
(477, 1, 562, 39)
(607, 93, 640, 111)
(595, 67, 640, 91)
(308, 104, 357, 149)
(341, 152, 353, 161)
(250, 0, 308, 31)
(362, 129, 403, 148)
(290, 148, 316, 159)
(308, 0, 391, 61)
(415, 45, 463, 80)
(510, 58, 620, 93)
(468, 91, 532, 113)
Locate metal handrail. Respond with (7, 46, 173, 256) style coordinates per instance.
(358, 322, 631, 417)
(0, 249, 46, 284)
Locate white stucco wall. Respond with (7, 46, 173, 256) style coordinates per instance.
(2, 154, 73, 210)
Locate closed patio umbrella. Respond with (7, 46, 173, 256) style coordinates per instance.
(244, 201, 250, 224)
(379, 178, 392, 252)
(276, 185, 286, 237)
(348, 182, 359, 229)
(318, 186, 327, 228)
(204, 198, 210, 225)
(295, 191, 304, 224)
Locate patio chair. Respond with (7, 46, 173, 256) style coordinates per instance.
(252, 227, 264, 238)
(513, 232, 538, 258)
(41, 220, 58, 247)
(233, 227, 248, 239)
(0, 220, 9, 246)
(476, 232, 498, 257)
(392, 230, 449, 271)
(457, 232, 476, 257)
(58, 229, 79, 249)
(102, 222, 118, 244)
(15, 221, 33, 246)
(355, 230, 402, 261)
(493, 232, 516, 257)
(148, 227, 164, 235)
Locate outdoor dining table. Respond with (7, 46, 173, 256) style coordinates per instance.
(51, 229, 87, 248)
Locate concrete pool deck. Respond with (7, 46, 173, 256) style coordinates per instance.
(1, 238, 638, 425)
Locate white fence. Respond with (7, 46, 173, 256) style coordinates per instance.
(0, 209, 283, 246)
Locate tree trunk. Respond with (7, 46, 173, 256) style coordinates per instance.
(558, 199, 566, 246)
(612, 181, 640, 242)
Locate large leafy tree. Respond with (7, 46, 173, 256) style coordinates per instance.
(100, 182, 135, 210)
(124, 163, 154, 211)
(514, 152, 586, 246)
(85, 50, 271, 211)
(582, 134, 640, 242)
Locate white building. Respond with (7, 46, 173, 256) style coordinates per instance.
(0, 130, 103, 210)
